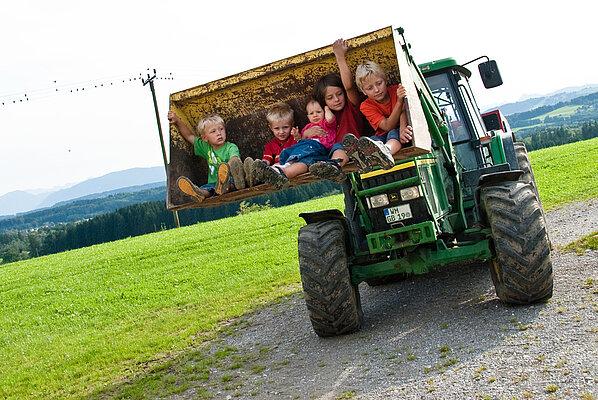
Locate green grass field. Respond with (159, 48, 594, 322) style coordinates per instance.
(0, 196, 343, 399)
(542, 104, 582, 119)
(1, 138, 597, 399)
(530, 136, 598, 209)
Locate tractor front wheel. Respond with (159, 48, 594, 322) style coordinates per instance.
(298, 219, 363, 337)
(482, 181, 553, 304)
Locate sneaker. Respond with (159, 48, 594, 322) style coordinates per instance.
(358, 136, 395, 170)
(342, 133, 372, 172)
(253, 160, 289, 190)
(309, 161, 346, 183)
(243, 157, 255, 187)
(215, 162, 232, 195)
(229, 157, 246, 190)
(177, 176, 205, 203)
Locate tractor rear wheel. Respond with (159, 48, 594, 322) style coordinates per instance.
(482, 181, 553, 304)
(514, 142, 541, 202)
(298, 219, 363, 337)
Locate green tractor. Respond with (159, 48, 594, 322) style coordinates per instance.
(297, 28, 553, 337)
(164, 25, 552, 338)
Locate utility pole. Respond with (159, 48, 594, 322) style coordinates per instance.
(143, 69, 180, 228)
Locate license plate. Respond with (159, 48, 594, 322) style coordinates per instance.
(384, 204, 413, 223)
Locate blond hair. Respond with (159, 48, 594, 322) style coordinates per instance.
(355, 61, 388, 93)
(266, 102, 294, 125)
(197, 114, 225, 137)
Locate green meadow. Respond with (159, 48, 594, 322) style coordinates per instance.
(530, 136, 598, 209)
(1, 139, 597, 399)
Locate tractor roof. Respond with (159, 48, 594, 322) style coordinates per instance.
(419, 57, 472, 78)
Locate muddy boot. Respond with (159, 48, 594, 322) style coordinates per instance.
(215, 162, 232, 195)
(357, 136, 395, 170)
(342, 133, 372, 172)
(243, 157, 255, 187)
(176, 176, 205, 203)
(229, 157, 246, 190)
(252, 158, 266, 184)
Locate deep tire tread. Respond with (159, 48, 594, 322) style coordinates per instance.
(298, 220, 363, 337)
(482, 181, 554, 304)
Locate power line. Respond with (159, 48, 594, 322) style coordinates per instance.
(0, 69, 175, 106)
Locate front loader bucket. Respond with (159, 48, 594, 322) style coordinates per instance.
(166, 26, 431, 210)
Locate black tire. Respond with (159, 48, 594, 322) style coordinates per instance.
(298, 219, 363, 337)
(482, 181, 553, 304)
(514, 142, 541, 202)
(342, 180, 368, 253)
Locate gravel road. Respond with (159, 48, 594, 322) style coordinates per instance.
(174, 199, 598, 400)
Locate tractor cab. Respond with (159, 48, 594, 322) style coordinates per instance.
(419, 57, 517, 210)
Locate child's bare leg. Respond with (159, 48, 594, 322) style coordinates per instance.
(385, 138, 402, 155)
(279, 162, 308, 179)
(331, 149, 349, 166)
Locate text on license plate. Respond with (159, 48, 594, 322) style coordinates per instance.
(384, 204, 413, 223)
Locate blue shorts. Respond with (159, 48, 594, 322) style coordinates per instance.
(280, 139, 329, 166)
(200, 177, 237, 196)
(329, 142, 345, 158)
(370, 129, 400, 143)
(200, 183, 216, 195)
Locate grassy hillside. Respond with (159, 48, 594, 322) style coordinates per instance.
(1, 139, 597, 399)
(0, 195, 343, 399)
(530, 136, 598, 209)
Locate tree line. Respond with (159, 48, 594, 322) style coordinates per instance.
(519, 120, 598, 151)
(0, 187, 167, 233)
(0, 181, 340, 264)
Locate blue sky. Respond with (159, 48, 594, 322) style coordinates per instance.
(1, 0, 596, 197)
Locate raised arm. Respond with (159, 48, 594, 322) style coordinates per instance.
(168, 111, 196, 145)
(332, 39, 361, 106)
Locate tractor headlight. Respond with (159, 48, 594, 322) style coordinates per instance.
(367, 193, 389, 209)
(400, 186, 422, 201)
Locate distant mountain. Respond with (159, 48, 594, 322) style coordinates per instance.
(0, 191, 44, 217)
(486, 84, 598, 116)
(0, 184, 167, 233)
(0, 166, 166, 216)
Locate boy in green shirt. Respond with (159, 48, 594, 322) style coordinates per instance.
(168, 111, 246, 202)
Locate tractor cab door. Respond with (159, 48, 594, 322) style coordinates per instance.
(424, 69, 492, 174)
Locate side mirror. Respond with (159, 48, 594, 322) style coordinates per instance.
(478, 60, 503, 88)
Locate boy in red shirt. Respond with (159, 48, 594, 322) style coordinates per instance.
(343, 60, 413, 172)
(243, 102, 299, 187)
(253, 101, 339, 189)
(262, 102, 300, 165)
